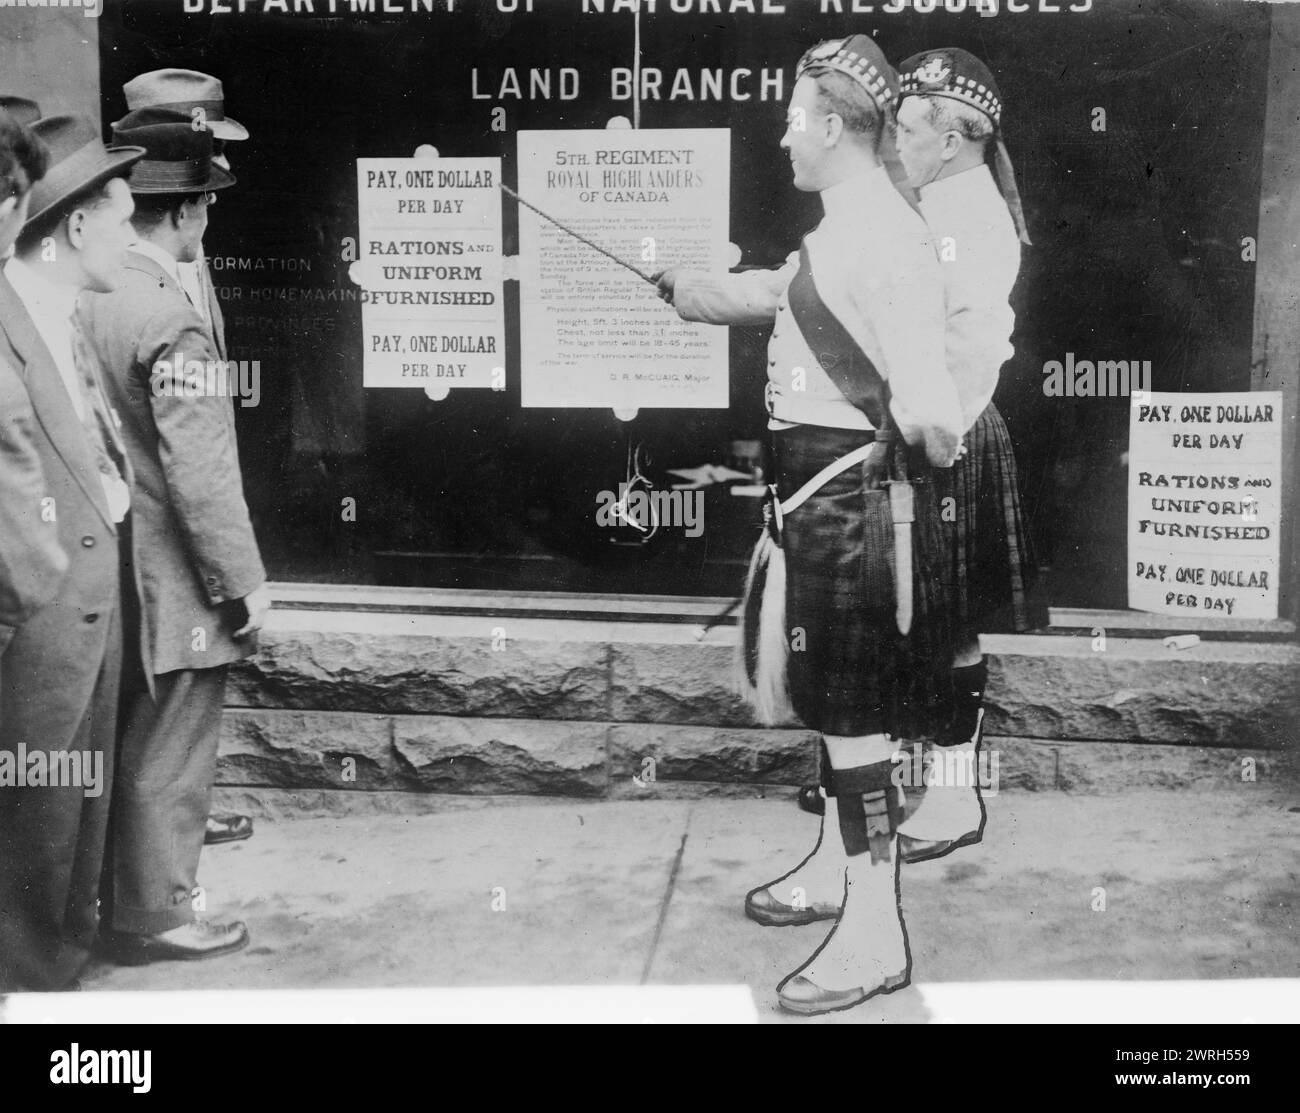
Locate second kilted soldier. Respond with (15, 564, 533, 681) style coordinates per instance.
(890, 47, 1049, 857)
(657, 35, 963, 1015)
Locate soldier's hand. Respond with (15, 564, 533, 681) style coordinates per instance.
(653, 267, 680, 305)
(234, 584, 272, 639)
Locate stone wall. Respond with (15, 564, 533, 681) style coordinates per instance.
(218, 607, 1300, 797)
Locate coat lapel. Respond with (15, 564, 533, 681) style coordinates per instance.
(132, 249, 225, 358)
(203, 259, 226, 360)
(0, 272, 116, 531)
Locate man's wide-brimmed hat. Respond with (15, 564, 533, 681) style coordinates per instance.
(111, 108, 236, 194)
(121, 69, 248, 141)
(0, 95, 41, 127)
(22, 114, 145, 229)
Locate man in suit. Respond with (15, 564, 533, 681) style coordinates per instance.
(0, 114, 145, 992)
(120, 68, 254, 848)
(0, 109, 67, 657)
(79, 110, 266, 964)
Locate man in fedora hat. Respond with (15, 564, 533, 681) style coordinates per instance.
(0, 96, 41, 129)
(0, 98, 43, 267)
(0, 110, 67, 658)
(119, 68, 258, 848)
(79, 108, 264, 965)
(657, 35, 962, 1015)
(0, 113, 145, 992)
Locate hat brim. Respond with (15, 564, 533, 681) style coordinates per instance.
(23, 144, 147, 231)
(207, 115, 248, 141)
(128, 159, 237, 195)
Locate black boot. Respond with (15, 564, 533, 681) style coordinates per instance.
(948, 657, 988, 746)
(795, 740, 832, 816)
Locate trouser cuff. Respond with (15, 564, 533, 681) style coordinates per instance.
(109, 899, 196, 936)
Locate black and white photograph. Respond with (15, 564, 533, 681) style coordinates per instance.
(0, 0, 1296, 1061)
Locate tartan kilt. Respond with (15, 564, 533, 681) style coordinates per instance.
(774, 424, 955, 739)
(935, 403, 1049, 635)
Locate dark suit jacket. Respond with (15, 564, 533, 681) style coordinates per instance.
(0, 267, 141, 990)
(0, 352, 67, 654)
(0, 271, 142, 710)
(78, 249, 265, 675)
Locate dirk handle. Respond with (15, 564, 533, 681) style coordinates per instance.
(888, 478, 914, 525)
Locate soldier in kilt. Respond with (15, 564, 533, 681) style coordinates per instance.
(891, 48, 1048, 858)
(797, 49, 1047, 868)
(656, 35, 964, 1015)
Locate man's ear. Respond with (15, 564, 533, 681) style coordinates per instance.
(939, 130, 964, 163)
(824, 112, 845, 148)
(65, 208, 86, 250)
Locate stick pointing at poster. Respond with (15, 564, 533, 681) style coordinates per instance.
(500, 182, 658, 287)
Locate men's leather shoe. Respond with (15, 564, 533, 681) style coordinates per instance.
(744, 884, 839, 927)
(899, 831, 981, 865)
(795, 785, 825, 816)
(107, 920, 250, 966)
(777, 969, 909, 1016)
(205, 813, 254, 845)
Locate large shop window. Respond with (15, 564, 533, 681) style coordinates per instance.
(99, 1, 1280, 621)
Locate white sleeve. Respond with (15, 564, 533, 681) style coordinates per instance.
(949, 235, 1019, 432)
(671, 251, 799, 326)
(852, 239, 963, 468)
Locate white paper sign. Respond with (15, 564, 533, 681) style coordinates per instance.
(355, 158, 504, 390)
(517, 129, 730, 409)
(1127, 391, 1282, 620)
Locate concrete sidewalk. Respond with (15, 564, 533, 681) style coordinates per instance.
(78, 776, 1300, 1022)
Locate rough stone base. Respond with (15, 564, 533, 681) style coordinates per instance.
(218, 607, 1298, 799)
(228, 610, 1300, 748)
(218, 713, 1300, 805)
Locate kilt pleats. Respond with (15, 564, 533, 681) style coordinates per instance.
(935, 403, 1049, 636)
(773, 425, 954, 739)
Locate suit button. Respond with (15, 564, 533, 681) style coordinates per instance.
(778, 305, 786, 312)
(81, 535, 95, 548)
(84, 613, 99, 624)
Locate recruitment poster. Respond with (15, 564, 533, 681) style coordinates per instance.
(355, 156, 505, 390)
(1128, 391, 1283, 620)
(517, 128, 730, 409)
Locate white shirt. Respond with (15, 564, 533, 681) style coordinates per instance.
(4, 256, 131, 522)
(917, 163, 1020, 433)
(672, 166, 961, 467)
